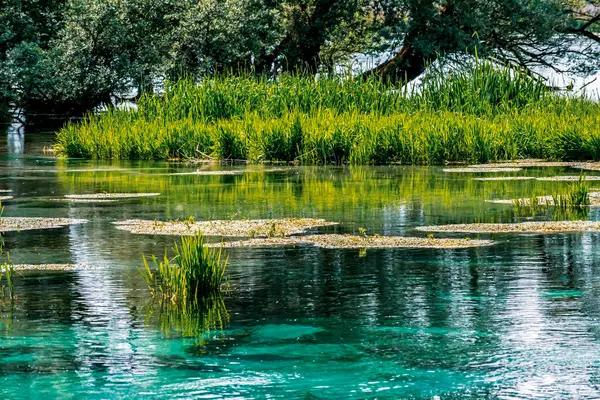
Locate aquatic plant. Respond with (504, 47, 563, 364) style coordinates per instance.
(0, 253, 14, 300)
(55, 62, 600, 164)
(141, 233, 227, 303)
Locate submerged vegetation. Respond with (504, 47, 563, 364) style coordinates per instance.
(141, 233, 228, 303)
(56, 63, 600, 165)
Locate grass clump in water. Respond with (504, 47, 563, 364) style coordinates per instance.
(141, 233, 227, 303)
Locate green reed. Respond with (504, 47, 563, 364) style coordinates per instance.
(141, 233, 227, 303)
(553, 176, 590, 210)
(55, 61, 600, 164)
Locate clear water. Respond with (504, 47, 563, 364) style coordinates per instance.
(1, 129, 600, 398)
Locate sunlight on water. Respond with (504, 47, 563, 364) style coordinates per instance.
(0, 132, 600, 398)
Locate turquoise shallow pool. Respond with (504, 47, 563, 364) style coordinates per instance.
(1, 130, 600, 398)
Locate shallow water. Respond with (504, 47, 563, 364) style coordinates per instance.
(1, 129, 600, 398)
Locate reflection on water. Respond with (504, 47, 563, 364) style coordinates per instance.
(7, 123, 24, 155)
(0, 152, 599, 397)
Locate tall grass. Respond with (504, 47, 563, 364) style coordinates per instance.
(141, 233, 227, 303)
(553, 176, 590, 209)
(56, 61, 600, 164)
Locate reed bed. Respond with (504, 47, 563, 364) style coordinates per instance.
(55, 62, 600, 164)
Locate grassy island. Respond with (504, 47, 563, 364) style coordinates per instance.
(56, 63, 600, 165)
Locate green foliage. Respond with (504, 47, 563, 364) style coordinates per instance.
(56, 63, 600, 165)
(554, 176, 590, 209)
(141, 233, 227, 303)
(3, 0, 599, 114)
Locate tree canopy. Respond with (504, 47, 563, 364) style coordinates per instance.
(1, 0, 599, 116)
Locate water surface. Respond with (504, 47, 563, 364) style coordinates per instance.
(0, 130, 600, 398)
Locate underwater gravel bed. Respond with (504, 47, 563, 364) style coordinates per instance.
(0, 217, 88, 232)
(114, 218, 339, 237)
(416, 221, 600, 234)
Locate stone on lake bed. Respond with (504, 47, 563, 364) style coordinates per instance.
(0, 217, 88, 232)
(416, 221, 600, 234)
(65, 193, 160, 199)
(443, 167, 523, 173)
(114, 218, 338, 237)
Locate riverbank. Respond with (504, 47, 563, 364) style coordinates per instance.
(55, 63, 600, 164)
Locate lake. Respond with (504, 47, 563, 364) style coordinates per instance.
(1, 128, 600, 398)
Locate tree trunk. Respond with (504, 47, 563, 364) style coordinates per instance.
(364, 31, 433, 84)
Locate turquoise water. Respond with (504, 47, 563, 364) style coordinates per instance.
(1, 130, 600, 398)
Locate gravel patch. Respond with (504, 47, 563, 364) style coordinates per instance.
(472, 177, 536, 181)
(114, 218, 338, 237)
(301, 234, 494, 249)
(12, 264, 93, 271)
(209, 235, 493, 249)
(536, 176, 600, 181)
(416, 221, 600, 234)
(469, 160, 586, 168)
(443, 168, 523, 173)
(0, 217, 88, 232)
(65, 193, 160, 199)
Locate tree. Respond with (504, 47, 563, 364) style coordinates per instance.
(366, 0, 600, 82)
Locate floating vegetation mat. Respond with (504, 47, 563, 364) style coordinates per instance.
(443, 167, 523, 173)
(211, 235, 493, 249)
(65, 193, 160, 199)
(13, 264, 92, 271)
(469, 160, 586, 168)
(536, 176, 600, 181)
(114, 218, 338, 237)
(472, 176, 536, 181)
(416, 221, 600, 234)
(0, 217, 88, 232)
(488, 192, 600, 207)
